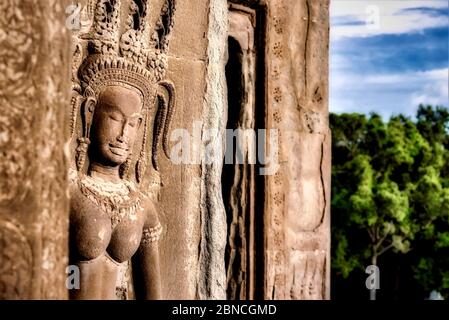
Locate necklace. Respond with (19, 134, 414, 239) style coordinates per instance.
(75, 173, 143, 229)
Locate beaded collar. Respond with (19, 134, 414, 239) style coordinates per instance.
(71, 170, 144, 229)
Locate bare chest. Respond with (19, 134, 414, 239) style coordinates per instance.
(70, 182, 145, 263)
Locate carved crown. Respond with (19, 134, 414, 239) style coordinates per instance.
(78, 0, 176, 97)
(71, 0, 177, 184)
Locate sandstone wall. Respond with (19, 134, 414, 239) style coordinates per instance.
(160, 0, 222, 300)
(196, 0, 331, 300)
(263, 0, 331, 300)
(0, 0, 71, 299)
(152, 0, 331, 300)
(0, 0, 330, 300)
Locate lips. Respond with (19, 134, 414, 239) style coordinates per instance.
(108, 143, 129, 157)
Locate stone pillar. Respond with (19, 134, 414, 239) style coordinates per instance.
(182, 0, 331, 300)
(152, 0, 228, 299)
(263, 0, 331, 300)
(197, 0, 229, 300)
(0, 0, 71, 299)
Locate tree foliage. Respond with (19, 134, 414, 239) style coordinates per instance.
(331, 105, 449, 299)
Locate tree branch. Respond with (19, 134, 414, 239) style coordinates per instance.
(375, 232, 389, 252)
(379, 242, 394, 256)
(367, 227, 375, 243)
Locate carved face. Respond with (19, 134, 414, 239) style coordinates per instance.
(89, 86, 143, 167)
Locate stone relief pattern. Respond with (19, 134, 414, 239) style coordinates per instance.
(266, 1, 286, 300)
(68, 0, 178, 300)
(38, 0, 71, 299)
(0, 0, 70, 299)
(0, 0, 42, 205)
(294, 0, 328, 136)
(0, 0, 41, 97)
(288, 250, 326, 300)
(70, 0, 177, 186)
(0, 221, 33, 300)
(266, 0, 329, 300)
(0, 0, 40, 299)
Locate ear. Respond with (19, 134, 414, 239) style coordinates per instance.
(138, 113, 144, 128)
(82, 96, 97, 139)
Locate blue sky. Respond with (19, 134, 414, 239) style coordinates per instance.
(330, 0, 448, 118)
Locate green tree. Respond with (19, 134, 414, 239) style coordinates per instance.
(410, 105, 449, 298)
(331, 106, 449, 300)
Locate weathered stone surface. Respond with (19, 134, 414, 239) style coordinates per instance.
(66, 0, 219, 299)
(69, 0, 180, 300)
(224, 4, 258, 300)
(159, 57, 205, 299)
(263, 0, 330, 300)
(0, 0, 71, 299)
(161, 0, 331, 300)
(146, 0, 218, 300)
(197, 0, 228, 300)
(0, 0, 330, 301)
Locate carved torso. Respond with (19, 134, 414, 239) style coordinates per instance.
(68, 0, 177, 300)
(70, 173, 147, 264)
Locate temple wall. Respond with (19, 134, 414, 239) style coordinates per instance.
(0, 0, 330, 300)
(0, 0, 71, 299)
(263, 0, 331, 300)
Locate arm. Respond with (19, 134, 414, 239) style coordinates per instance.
(137, 199, 163, 300)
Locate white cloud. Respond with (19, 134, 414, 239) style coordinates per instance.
(365, 68, 449, 84)
(331, 0, 448, 39)
(411, 68, 449, 106)
(330, 68, 449, 117)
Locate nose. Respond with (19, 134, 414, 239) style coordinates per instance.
(117, 122, 130, 144)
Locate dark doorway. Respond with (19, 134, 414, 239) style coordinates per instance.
(222, 3, 265, 300)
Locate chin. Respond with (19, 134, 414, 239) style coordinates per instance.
(108, 154, 128, 166)
(98, 150, 128, 167)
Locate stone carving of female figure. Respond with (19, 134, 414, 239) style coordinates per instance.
(69, 0, 176, 299)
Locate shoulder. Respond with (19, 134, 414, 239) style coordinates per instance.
(122, 179, 160, 228)
(69, 177, 84, 218)
(140, 194, 160, 229)
(68, 171, 102, 222)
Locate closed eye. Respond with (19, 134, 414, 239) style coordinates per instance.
(109, 114, 122, 122)
(128, 117, 142, 128)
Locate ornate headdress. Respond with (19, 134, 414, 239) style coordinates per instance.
(70, 0, 176, 183)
